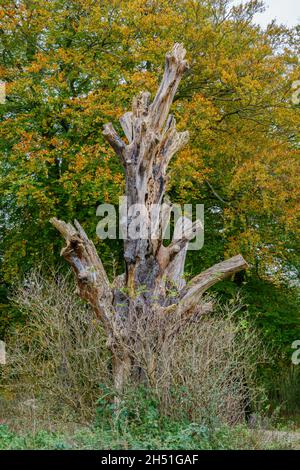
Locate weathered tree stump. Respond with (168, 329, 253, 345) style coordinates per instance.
(51, 44, 247, 391)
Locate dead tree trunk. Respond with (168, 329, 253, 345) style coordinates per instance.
(50, 44, 248, 392)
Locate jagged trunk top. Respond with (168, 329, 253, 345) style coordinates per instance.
(103, 43, 198, 296)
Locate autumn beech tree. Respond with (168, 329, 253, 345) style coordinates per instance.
(51, 44, 248, 391)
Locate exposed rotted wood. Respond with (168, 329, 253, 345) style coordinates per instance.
(103, 43, 196, 293)
(50, 217, 114, 327)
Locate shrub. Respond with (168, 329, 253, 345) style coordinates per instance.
(1, 270, 110, 423)
(112, 295, 264, 425)
(1, 271, 264, 429)
(270, 366, 300, 417)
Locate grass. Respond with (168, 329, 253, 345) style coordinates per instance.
(0, 386, 295, 451)
(1, 272, 297, 451)
(1, 385, 298, 450)
(0, 422, 292, 450)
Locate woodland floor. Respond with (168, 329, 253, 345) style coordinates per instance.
(1, 418, 300, 450)
(256, 430, 300, 450)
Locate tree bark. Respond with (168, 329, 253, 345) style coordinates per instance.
(50, 44, 248, 392)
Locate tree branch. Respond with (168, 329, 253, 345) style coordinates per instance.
(157, 217, 203, 289)
(50, 217, 114, 326)
(149, 43, 188, 131)
(205, 179, 230, 205)
(176, 255, 248, 315)
(103, 123, 127, 165)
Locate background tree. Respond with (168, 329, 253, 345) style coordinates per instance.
(0, 0, 299, 366)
